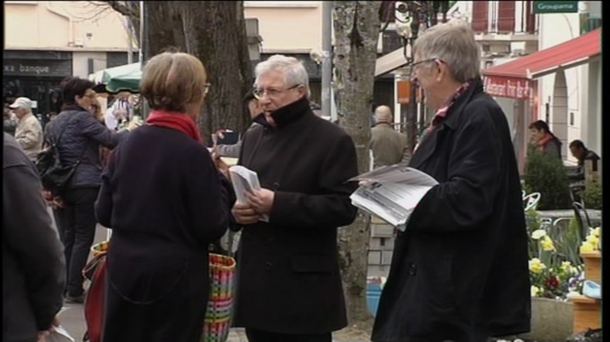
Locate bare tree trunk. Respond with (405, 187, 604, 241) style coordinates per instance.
(181, 1, 253, 144)
(104, 1, 253, 144)
(332, 1, 381, 326)
(147, 2, 186, 55)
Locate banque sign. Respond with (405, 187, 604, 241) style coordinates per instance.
(3, 59, 72, 77)
(533, 1, 579, 14)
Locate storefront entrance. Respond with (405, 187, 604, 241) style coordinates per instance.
(3, 50, 73, 116)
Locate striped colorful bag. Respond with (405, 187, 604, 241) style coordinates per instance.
(201, 253, 237, 342)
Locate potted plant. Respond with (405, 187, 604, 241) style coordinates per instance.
(521, 210, 584, 342)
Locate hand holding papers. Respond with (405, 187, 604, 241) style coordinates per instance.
(349, 164, 438, 229)
(229, 165, 269, 222)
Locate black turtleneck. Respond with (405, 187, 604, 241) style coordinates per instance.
(253, 96, 312, 128)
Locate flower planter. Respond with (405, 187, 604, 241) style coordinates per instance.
(520, 297, 573, 342)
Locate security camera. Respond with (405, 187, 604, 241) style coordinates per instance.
(310, 49, 323, 65)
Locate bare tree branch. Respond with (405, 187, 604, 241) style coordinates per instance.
(92, 1, 140, 19)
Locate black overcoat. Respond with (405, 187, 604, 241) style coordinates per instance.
(371, 78, 531, 342)
(232, 97, 359, 334)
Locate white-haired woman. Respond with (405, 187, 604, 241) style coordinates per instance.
(371, 21, 531, 342)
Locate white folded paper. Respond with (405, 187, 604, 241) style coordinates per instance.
(349, 164, 438, 229)
(229, 165, 269, 222)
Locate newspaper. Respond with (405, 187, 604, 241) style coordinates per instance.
(349, 164, 438, 229)
(228, 165, 269, 222)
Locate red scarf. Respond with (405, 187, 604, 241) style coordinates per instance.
(537, 133, 553, 152)
(146, 110, 203, 143)
(413, 81, 472, 153)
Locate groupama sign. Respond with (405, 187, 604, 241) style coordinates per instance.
(533, 1, 579, 14)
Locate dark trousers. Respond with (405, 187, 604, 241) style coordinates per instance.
(60, 187, 100, 296)
(245, 328, 332, 342)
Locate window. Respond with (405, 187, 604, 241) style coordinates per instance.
(472, 2, 489, 33)
(569, 112, 575, 126)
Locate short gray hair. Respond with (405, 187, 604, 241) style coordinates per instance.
(254, 54, 310, 90)
(413, 20, 480, 83)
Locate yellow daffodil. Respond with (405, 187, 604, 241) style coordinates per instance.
(529, 258, 546, 273)
(531, 285, 541, 297)
(580, 241, 596, 253)
(531, 229, 547, 240)
(540, 235, 555, 251)
(588, 235, 599, 248)
(561, 261, 572, 273)
(590, 227, 601, 238)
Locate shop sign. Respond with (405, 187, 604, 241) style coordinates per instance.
(533, 1, 579, 14)
(3, 59, 72, 77)
(484, 76, 532, 100)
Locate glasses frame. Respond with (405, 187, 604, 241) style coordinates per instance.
(252, 84, 300, 100)
(409, 58, 444, 77)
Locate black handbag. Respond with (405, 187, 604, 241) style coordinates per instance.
(36, 117, 86, 195)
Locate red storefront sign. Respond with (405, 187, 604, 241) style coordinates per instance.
(483, 76, 532, 100)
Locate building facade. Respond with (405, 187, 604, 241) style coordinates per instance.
(4, 1, 134, 114)
(454, 1, 601, 168)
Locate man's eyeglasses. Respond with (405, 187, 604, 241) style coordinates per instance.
(409, 58, 444, 76)
(204, 83, 211, 95)
(252, 84, 300, 99)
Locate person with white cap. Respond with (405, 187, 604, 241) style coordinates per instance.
(10, 97, 43, 161)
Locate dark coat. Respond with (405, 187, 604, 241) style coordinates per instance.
(232, 97, 359, 334)
(371, 78, 531, 342)
(541, 136, 562, 160)
(45, 106, 128, 189)
(95, 125, 233, 342)
(3, 133, 66, 342)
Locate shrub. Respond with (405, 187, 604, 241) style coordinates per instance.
(580, 180, 602, 210)
(523, 143, 571, 210)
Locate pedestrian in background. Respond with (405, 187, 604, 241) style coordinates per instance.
(3, 132, 66, 342)
(529, 119, 562, 160)
(371, 21, 531, 342)
(96, 51, 234, 342)
(213, 93, 262, 159)
(44, 77, 130, 304)
(369, 105, 409, 168)
(9, 97, 43, 162)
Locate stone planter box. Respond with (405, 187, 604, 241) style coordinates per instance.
(520, 297, 573, 342)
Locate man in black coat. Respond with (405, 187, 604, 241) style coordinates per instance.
(231, 54, 359, 342)
(371, 22, 531, 342)
(3, 132, 66, 342)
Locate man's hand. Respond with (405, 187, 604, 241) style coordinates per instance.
(232, 201, 261, 225)
(246, 188, 275, 215)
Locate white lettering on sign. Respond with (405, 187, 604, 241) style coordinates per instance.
(19, 64, 50, 74)
(3, 64, 53, 74)
(537, 4, 575, 11)
(484, 76, 532, 100)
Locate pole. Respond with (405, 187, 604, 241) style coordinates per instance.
(321, 2, 333, 120)
(127, 16, 133, 65)
(139, 1, 150, 119)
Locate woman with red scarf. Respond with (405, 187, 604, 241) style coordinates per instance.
(95, 51, 235, 342)
(529, 120, 563, 160)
